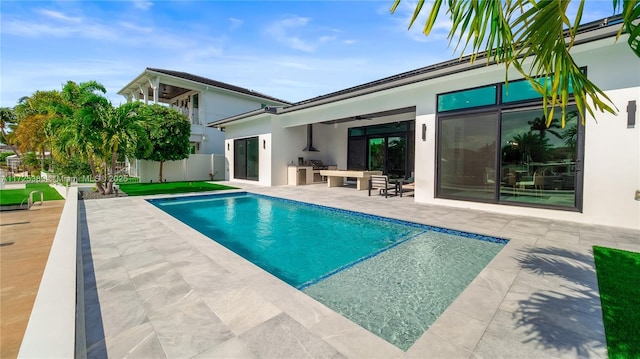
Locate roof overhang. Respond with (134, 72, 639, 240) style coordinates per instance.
(207, 15, 625, 129)
(117, 68, 292, 105)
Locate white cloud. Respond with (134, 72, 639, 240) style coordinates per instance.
(229, 17, 244, 30)
(388, 0, 451, 43)
(278, 61, 314, 70)
(343, 39, 357, 45)
(265, 15, 337, 52)
(132, 0, 153, 10)
(119, 22, 153, 33)
(37, 9, 81, 23)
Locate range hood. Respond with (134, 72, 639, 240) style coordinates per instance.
(302, 124, 319, 152)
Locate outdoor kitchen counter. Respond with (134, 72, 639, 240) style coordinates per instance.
(319, 170, 383, 190)
(288, 165, 337, 185)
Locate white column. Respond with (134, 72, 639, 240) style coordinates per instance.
(149, 77, 160, 103)
(139, 85, 148, 105)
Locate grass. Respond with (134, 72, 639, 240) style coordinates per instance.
(0, 183, 65, 206)
(118, 181, 237, 196)
(593, 246, 640, 359)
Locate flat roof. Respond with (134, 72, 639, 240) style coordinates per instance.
(208, 15, 625, 128)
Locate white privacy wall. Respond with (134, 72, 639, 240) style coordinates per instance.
(137, 154, 225, 182)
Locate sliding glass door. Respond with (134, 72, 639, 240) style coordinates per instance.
(438, 112, 497, 200)
(347, 121, 414, 179)
(234, 137, 259, 181)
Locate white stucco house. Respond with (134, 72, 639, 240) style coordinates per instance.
(117, 68, 290, 181)
(207, 16, 640, 230)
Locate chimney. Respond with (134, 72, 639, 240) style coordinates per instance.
(302, 124, 319, 152)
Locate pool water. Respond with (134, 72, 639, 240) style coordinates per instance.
(150, 192, 507, 350)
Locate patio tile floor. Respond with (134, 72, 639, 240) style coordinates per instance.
(79, 183, 639, 358)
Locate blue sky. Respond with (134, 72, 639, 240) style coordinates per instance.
(0, 0, 617, 107)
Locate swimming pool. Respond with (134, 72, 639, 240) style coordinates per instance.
(150, 192, 508, 350)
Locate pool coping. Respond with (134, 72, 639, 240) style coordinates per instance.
(29, 183, 640, 358)
(18, 187, 79, 358)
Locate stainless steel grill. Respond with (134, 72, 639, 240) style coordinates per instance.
(308, 160, 328, 170)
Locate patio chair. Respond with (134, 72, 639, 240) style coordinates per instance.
(368, 175, 397, 198)
(400, 180, 415, 197)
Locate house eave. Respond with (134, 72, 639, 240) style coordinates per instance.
(205, 15, 625, 128)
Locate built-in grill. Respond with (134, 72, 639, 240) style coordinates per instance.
(308, 159, 328, 170)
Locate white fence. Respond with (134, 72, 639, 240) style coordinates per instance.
(136, 154, 225, 183)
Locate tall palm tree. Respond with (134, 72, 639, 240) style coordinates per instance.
(391, 0, 640, 126)
(99, 102, 151, 194)
(51, 81, 112, 194)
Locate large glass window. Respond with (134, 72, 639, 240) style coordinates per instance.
(436, 77, 583, 210)
(234, 137, 259, 181)
(438, 113, 497, 200)
(500, 106, 579, 206)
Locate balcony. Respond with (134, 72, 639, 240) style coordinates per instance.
(173, 107, 200, 125)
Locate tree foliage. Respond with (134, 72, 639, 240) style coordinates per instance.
(47, 81, 153, 194)
(12, 90, 64, 170)
(13, 114, 50, 169)
(0, 107, 21, 165)
(390, 0, 640, 127)
(135, 104, 191, 182)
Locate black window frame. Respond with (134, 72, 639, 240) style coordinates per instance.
(234, 136, 259, 181)
(435, 76, 585, 212)
(347, 120, 415, 179)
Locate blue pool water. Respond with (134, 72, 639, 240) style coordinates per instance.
(150, 192, 508, 350)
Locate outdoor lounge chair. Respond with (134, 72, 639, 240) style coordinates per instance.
(400, 180, 415, 197)
(368, 175, 397, 198)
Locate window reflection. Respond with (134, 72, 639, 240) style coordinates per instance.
(500, 106, 579, 207)
(438, 113, 497, 200)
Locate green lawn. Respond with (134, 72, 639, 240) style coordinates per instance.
(0, 183, 65, 206)
(593, 246, 640, 359)
(118, 181, 237, 196)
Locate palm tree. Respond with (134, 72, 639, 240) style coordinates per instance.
(391, 0, 640, 126)
(562, 124, 579, 160)
(99, 102, 151, 194)
(51, 81, 112, 194)
(0, 107, 21, 166)
(528, 116, 562, 140)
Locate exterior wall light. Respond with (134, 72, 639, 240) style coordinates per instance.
(628, 100, 636, 128)
(422, 123, 427, 141)
(263, 139, 266, 149)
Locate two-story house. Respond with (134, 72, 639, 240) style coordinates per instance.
(117, 68, 290, 181)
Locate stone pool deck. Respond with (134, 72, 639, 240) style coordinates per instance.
(80, 183, 639, 358)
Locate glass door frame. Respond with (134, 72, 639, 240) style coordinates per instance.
(234, 136, 259, 181)
(347, 120, 415, 179)
(435, 103, 585, 211)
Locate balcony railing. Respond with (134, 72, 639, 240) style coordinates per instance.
(173, 106, 200, 125)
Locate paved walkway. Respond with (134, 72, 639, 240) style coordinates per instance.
(0, 200, 65, 359)
(80, 184, 639, 358)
